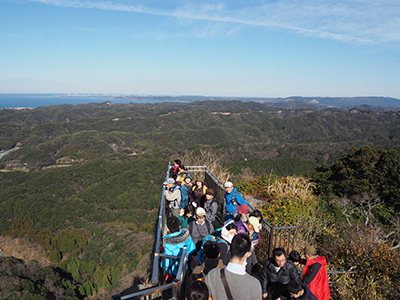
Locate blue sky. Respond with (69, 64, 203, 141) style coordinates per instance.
(1, 0, 400, 98)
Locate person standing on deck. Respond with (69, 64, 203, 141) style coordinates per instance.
(224, 181, 249, 220)
(302, 245, 331, 300)
(164, 178, 181, 217)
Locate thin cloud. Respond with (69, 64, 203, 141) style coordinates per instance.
(25, 0, 400, 44)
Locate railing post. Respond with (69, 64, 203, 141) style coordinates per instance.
(268, 227, 274, 258)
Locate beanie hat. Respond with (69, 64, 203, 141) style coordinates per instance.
(304, 245, 316, 255)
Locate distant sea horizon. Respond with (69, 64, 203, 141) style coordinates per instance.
(0, 93, 163, 109)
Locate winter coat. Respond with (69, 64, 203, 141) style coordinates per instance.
(204, 197, 218, 223)
(163, 228, 196, 275)
(189, 186, 206, 207)
(188, 220, 214, 245)
(164, 185, 181, 210)
(303, 256, 331, 300)
(224, 187, 248, 214)
(180, 182, 192, 209)
(178, 215, 195, 228)
(261, 258, 300, 300)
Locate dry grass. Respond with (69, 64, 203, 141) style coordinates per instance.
(175, 149, 232, 183)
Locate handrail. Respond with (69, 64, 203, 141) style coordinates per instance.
(112, 163, 297, 300)
(151, 162, 171, 284)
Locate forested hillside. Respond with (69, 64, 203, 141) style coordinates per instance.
(1, 100, 400, 299)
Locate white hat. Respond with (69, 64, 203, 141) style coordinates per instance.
(224, 181, 233, 188)
(196, 207, 206, 216)
(248, 216, 260, 232)
(163, 178, 175, 185)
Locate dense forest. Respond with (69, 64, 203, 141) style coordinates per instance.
(1, 100, 400, 299)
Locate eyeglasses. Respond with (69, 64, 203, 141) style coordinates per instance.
(275, 258, 286, 265)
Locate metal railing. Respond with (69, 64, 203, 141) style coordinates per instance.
(111, 164, 297, 300)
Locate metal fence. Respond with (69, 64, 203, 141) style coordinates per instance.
(111, 164, 297, 300)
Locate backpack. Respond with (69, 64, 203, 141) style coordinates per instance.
(210, 198, 224, 219)
(231, 191, 246, 206)
(197, 229, 228, 265)
(188, 219, 212, 242)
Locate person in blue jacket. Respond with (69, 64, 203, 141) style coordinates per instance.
(224, 181, 249, 220)
(163, 216, 196, 276)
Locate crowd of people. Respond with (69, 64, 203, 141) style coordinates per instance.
(162, 160, 331, 300)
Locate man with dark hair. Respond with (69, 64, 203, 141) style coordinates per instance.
(163, 216, 196, 276)
(169, 159, 182, 179)
(190, 241, 225, 283)
(287, 280, 317, 300)
(288, 250, 301, 266)
(302, 245, 330, 300)
(261, 247, 299, 300)
(205, 234, 262, 300)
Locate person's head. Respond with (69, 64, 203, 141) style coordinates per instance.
(272, 248, 287, 267)
(163, 177, 175, 189)
(184, 204, 195, 217)
(224, 181, 234, 194)
(287, 280, 304, 298)
(184, 174, 192, 184)
(195, 181, 203, 188)
(221, 222, 237, 243)
(167, 216, 180, 233)
(289, 250, 301, 265)
(185, 281, 209, 300)
(178, 165, 186, 173)
(203, 241, 220, 259)
(205, 189, 214, 200)
(225, 222, 238, 236)
(230, 233, 251, 261)
(196, 207, 206, 224)
(174, 159, 181, 167)
(249, 209, 263, 222)
(248, 216, 260, 233)
(304, 245, 316, 260)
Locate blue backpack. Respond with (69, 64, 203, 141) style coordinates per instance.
(197, 228, 228, 265)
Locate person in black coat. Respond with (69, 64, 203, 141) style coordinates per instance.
(261, 248, 300, 300)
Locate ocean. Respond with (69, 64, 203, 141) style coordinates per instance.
(0, 94, 159, 109)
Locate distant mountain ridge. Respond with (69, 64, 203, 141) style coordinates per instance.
(272, 96, 400, 109)
(113, 95, 400, 110)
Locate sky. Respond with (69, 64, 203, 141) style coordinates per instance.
(1, 0, 400, 98)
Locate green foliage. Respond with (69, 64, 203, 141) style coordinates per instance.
(3, 101, 400, 299)
(311, 146, 400, 208)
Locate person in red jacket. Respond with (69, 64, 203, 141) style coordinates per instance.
(302, 245, 331, 300)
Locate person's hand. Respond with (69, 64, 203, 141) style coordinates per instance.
(262, 293, 268, 299)
(276, 298, 281, 300)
